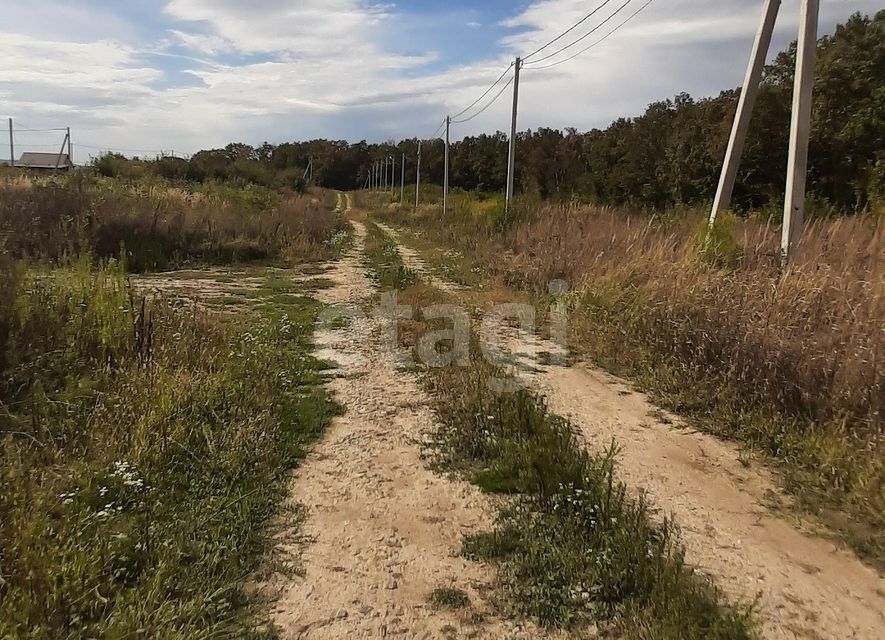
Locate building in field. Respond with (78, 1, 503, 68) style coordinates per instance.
(15, 152, 74, 170)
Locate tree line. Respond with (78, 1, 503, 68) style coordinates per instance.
(99, 11, 882, 214)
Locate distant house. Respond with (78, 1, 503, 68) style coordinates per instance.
(16, 152, 74, 170)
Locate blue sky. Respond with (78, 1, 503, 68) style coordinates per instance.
(1, 0, 879, 159)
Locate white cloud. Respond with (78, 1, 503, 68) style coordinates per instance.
(163, 0, 390, 56)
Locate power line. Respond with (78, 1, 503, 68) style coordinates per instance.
(524, 0, 656, 71)
(522, 0, 617, 61)
(76, 143, 166, 155)
(451, 76, 515, 124)
(427, 118, 448, 140)
(523, 0, 637, 67)
(450, 62, 514, 121)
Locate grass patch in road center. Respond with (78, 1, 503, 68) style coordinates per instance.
(363, 221, 418, 291)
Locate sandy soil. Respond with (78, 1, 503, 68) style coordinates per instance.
(266, 220, 560, 639)
(377, 223, 885, 640)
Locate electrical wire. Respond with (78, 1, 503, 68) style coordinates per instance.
(75, 143, 165, 155)
(523, 0, 636, 67)
(450, 62, 514, 120)
(522, 0, 617, 61)
(524, 0, 656, 71)
(451, 76, 514, 124)
(427, 118, 448, 140)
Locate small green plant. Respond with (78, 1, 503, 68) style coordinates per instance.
(429, 587, 470, 610)
(698, 211, 743, 268)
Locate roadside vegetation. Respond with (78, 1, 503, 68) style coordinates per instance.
(0, 171, 346, 636)
(362, 220, 756, 638)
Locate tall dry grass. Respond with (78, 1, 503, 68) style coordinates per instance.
(0, 174, 347, 271)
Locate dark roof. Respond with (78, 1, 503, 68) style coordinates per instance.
(17, 152, 73, 169)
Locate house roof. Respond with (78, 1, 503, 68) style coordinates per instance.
(17, 152, 73, 169)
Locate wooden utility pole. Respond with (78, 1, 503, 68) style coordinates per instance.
(782, 0, 819, 266)
(55, 129, 70, 169)
(67, 127, 73, 167)
(443, 116, 450, 215)
(400, 152, 405, 203)
(505, 57, 522, 212)
(8, 118, 13, 168)
(415, 141, 422, 209)
(709, 0, 781, 226)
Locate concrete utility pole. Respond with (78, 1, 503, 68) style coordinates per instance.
(782, 0, 819, 267)
(67, 127, 73, 167)
(505, 57, 522, 212)
(8, 118, 13, 168)
(709, 0, 781, 226)
(443, 116, 450, 215)
(415, 141, 422, 209)
(389, 156, 395, 195)
(400, 152, 405, 203)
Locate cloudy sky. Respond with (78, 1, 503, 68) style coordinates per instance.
(0, 0, 878, 160)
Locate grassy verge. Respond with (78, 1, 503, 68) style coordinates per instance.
(362, 221, 755, 638)
(0, 258, 340, 638)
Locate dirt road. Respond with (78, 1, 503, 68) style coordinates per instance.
(266, 219, 559, 639)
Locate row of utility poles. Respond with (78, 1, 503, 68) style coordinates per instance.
(366, 153, 407, 205)
(393, 0, 818, 266)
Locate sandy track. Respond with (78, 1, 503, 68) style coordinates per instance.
(268, 219, 557, 639)
(377, 223, 885, 640)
